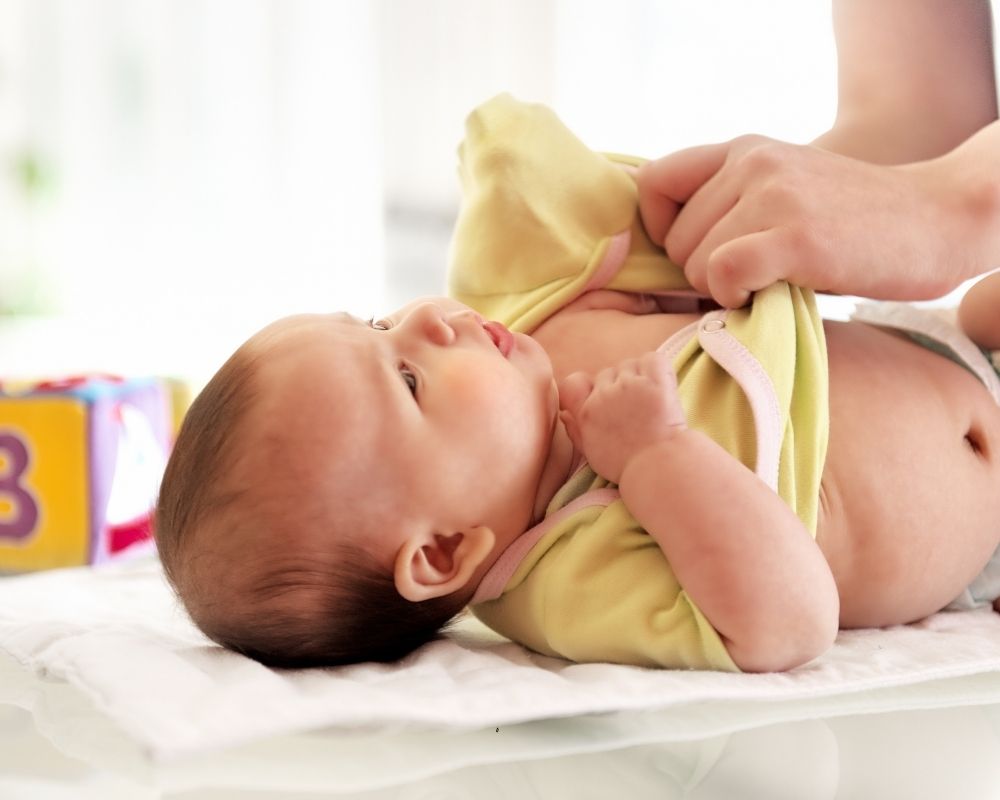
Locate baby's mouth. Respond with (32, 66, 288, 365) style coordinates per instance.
(483, 321, 513, 357)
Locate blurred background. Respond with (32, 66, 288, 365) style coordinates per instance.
(1, 0, 847, 387)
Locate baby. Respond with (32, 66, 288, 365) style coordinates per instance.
(155, 96, 1000, 673)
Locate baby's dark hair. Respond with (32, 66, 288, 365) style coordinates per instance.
(154, 345, 467, 668)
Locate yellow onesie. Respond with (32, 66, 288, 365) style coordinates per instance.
(448, 95, 829, 671)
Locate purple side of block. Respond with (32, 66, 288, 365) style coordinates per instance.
(87, 395, 118, 564)
(87, 380, 171, 564)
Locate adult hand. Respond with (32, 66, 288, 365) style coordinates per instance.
(636, 135, 978, 308)
(558, 352, 686, 485)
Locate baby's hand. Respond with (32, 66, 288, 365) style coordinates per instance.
(558, 352, 687, 484)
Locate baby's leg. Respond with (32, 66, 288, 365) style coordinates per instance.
(958, 271, 1000, 349)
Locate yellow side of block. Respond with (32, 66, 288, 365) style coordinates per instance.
(0, 398, 90, 570)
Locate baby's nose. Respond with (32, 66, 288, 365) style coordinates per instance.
(446, 309, 487, 340)
(414, 304, 456, 345)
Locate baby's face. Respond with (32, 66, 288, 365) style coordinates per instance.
(245, 296, 562, 568)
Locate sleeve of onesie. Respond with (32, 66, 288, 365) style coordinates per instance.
(446, 94, 668, 332)
(472, 499, 740, 672)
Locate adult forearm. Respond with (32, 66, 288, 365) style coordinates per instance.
(927, 120, 1000, 278)
(618, 430, 839, 672)
(812, 0, 997, 164)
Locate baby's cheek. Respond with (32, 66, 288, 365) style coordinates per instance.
(446, 362, 505, 405)
(447, 369, 527, 433)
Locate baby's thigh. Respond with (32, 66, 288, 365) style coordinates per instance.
(959, 271, 1000, 349)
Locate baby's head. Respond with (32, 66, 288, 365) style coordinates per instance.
(155, 297, 567, 667)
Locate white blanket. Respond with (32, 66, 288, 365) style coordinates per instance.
(3, 557, 1000, 764)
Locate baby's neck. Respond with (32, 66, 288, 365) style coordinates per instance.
(530, 416, 577, 524)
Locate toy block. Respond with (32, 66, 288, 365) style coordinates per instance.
(0, 375, 172, 572)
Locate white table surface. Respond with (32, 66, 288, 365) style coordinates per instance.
(3, 653, 1000, 800)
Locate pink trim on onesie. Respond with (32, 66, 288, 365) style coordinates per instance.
(582, 230, 631, 294)
(655, 311, 782, 490)
(695, 311, 783, 491)
(470, 488, 622, 604)
(657, 320, 701, 363)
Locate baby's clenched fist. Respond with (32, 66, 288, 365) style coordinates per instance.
(557, 352, 687, 484)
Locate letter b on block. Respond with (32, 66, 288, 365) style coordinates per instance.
(0, 431, 40, 540)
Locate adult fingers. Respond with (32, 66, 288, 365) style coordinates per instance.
(637, 141, 732, 247)
(704, 229, 793, 308)
(661, 150, 751, 273)
(665, 189, 740, 293)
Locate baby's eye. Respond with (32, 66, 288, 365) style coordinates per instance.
(399, 365, 417, 396)
(367, 317, 392, 330)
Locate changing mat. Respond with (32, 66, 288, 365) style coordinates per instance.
(3, 558, 1000, 763)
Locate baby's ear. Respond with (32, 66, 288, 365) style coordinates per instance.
(393, 526, 495, 602)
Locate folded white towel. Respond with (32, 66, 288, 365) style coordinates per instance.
(2, 558, 1000, 762)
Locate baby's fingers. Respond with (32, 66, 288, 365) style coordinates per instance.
(636, 352, 686, 428)
(635, 350, 677, 379)
(557, 372, 592, 454)
(558, 408, 584, 455)
(558, 371, 593, 418)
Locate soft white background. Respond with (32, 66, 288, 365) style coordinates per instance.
(0, 0, 988, 386)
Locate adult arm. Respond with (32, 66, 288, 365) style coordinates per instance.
(812, 0, 996, 163)
(637, 0, 1000, 306)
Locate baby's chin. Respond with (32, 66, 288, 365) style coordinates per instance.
(517, 334, 557, 416)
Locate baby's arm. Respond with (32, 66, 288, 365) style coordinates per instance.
(560, 354, 839, 672)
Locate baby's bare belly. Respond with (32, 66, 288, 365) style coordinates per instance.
(820, 320, 1000, 627)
